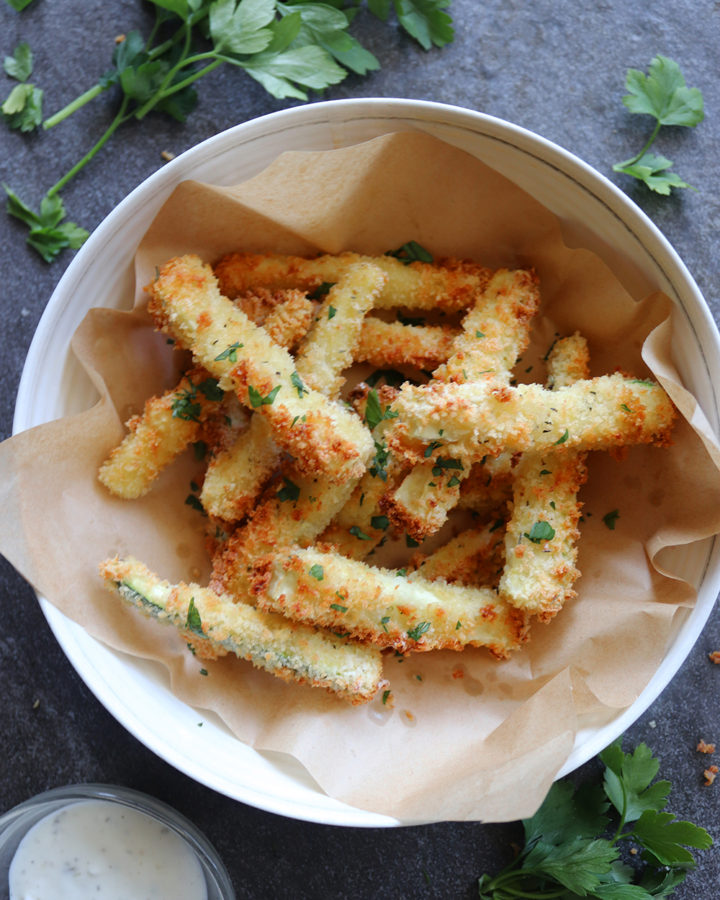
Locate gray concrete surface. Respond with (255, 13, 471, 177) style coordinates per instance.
(1, 1, 718, 897)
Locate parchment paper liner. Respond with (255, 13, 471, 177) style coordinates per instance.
(2, 131, 720, 823)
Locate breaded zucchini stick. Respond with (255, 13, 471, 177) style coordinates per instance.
(389, 374, 676, 463)
(261, 289, 315, 349)
(354, 319, 459, 370)
(147, 254, 373, 484)
(295, 262, 387, 397)
(383, 269, 540, 539)
(98, 367, 222, 499)
(214, 251, 493, 312)
(211, 463, 359, 601)
(320, 384, 402, 559)
(200, 292, 314, 523)
(100, 556, 384, 704)
(252, 546, 529, 657)
(408, 523, 506, 586)
(499, 334, 590, 620)
(457, 455, 516, 518)
(201, 415, 280, 523)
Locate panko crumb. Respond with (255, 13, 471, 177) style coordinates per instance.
(709, 650, 720, 664)
(703, 765, 718, 786)
(697, 739, 716, 754)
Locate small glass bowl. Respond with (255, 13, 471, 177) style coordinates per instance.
(0, 783, 235, 900)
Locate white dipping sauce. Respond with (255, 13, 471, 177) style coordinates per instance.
(9, 798, 207, 900)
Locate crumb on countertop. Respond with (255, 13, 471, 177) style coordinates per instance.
(703, 765, 718, 786)
(697, 739, 716, 754)
(708, 650, 720, 664)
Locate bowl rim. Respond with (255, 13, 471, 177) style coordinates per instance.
(13, 96, 720, 826)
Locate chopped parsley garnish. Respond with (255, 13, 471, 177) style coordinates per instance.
(431, 456, 463, 477)
(447, 475, 461, 487)
(197, 377, 224, 401)
(405, 534, 420, 548)
(380, 615, 391, 632)
(185, 494, 206, 515)
(171, 385, 202, 422)
(349, 525, 371, 540)
(475, 330, 485, 338)
(330, 602, 348, 613)
(308, 564, 324, 581)
(214, 341, 243, 362)
(369, 439, 390, 480)
(248, 384, 281, 407)
(364, 388, 399, 431)
(185, 597, 203, 635)
(308, 281, 335, 300)
(370, 515, 389, 531)
(407, 621, 431, 641)
(423, 439, 443, 458)
(290, 371, 308, 398)
(386, 239, 433, 264)
(381, 689, 391, 705)
(327, 305, 337, 319)
(554, 429, 569, 445)
(603, 509, 620, 530)
(524, 521, 556, 543)
(276, 477, 301, 502)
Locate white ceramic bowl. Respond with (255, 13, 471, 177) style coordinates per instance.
(14, 99, 720, 826)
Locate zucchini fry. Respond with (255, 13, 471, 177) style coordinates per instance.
(200, 292, 314, 523)
(261, 289, 315, 349)
(295, 262, 387, 397)
(389, 374, 676, 463)
(354, 319, 459, 370)
(100, 556, 384, 704)
(200, 415, 280, 523)
(211, 463, 359, 601)
(499, 334, 590, 619)
(147, 254, 373, 484)
(384, 269, 540, 539)
(253, 546, 529, 657)
(320, 384, 402, 559)
(408, 523, 506, 586)
(98, 367, 222, 499)
(214, 251, 493, 312)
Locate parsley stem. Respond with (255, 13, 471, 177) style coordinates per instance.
(134, 57, 223, 120)
(43, 83, 107, 130)
(615, 120, 662, 169)
(46, 96, 132, 196)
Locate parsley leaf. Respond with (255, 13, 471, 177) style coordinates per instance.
(4, 42, 33, 82)
(2, 82, 43, 131)
(613, 55, 704, 194)
(407, 621, 431, 641)
(3, 185, 88, 262)
(368, 0, 453, 50)
(5, 0, 37, 10)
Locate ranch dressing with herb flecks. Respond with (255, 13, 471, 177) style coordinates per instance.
(8, 799, 207, 900)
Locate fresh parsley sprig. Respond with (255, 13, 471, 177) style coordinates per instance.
(478, 741, 712, 899)
(3, 0, 454, 262)
(613, 55, 704, 196)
